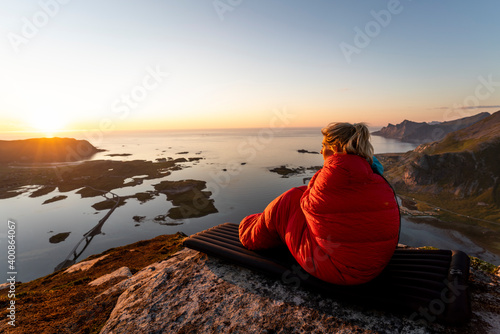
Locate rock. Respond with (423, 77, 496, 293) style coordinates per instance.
(298, 149, 320, 154)
(154, 215, 166, 221)
(98, 248, 500, 333)
(133, 215, 146, 222)
(2, 232, 499, 334)
(49, 232, 71, 244)
(269, 165, 304, 177)
(64, 254, 109, 274)
(89, 267, 132, 287)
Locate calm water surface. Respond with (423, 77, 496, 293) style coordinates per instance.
(1, 128, 498, 282)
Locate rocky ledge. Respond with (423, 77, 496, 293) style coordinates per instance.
(1, 234, 499, 333)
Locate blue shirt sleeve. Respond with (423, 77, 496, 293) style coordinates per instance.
(371, 155, 384, 175)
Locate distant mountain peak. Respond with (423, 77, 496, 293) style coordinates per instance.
(373, 112, 490, 144)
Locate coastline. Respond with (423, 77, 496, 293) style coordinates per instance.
(2, 133, 499, 284)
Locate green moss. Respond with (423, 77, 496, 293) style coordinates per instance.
(416, 202, 434, 212)
(418, 246, 439, 250)
(470, 256, 500, 275)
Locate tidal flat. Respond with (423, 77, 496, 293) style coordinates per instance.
(0, 158, 217, 220)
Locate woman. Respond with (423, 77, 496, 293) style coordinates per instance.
(239, 122, 400, 285)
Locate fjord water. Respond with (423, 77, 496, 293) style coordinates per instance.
(1, 128, 498, 282)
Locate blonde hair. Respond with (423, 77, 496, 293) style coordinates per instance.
(321, 122, 374, 164)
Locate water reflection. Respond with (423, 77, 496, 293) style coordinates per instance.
(54, 189, 121, 272)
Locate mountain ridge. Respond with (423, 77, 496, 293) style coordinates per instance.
(380, 110, 500, 223)
(373, 112, 491, 144)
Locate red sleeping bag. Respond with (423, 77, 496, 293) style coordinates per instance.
(239, 153, 400, 285)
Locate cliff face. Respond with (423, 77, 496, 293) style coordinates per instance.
(381, 111, 500, 221)
(0, 137, 103, 163)
(372, 112, 490, 144)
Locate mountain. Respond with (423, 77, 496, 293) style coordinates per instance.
(0, 137, 103, 163)
(381, 110, 500, 222)
(372, 112, 490, 144)
(419, 110, 500, 154)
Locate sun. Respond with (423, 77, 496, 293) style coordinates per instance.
(29, 112, 67, 137)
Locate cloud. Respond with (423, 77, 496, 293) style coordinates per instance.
(432, 105, 500, 110)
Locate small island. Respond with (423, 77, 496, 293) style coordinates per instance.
(297, 149, 319, 154)
(269, 165, 322, 177)
(0, 137, 104, 163)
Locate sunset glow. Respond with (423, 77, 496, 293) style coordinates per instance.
(28, 110, 68, 137)
(1, 1, 499, 134)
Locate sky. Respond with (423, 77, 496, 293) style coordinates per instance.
(1, 0, 499, 135)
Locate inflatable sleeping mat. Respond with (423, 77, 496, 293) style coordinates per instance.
(183, 223, 471, 325)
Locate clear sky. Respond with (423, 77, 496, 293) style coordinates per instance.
(1, 0, 499, 135)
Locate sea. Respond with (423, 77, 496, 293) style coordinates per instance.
(1, 127, 499, 283)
